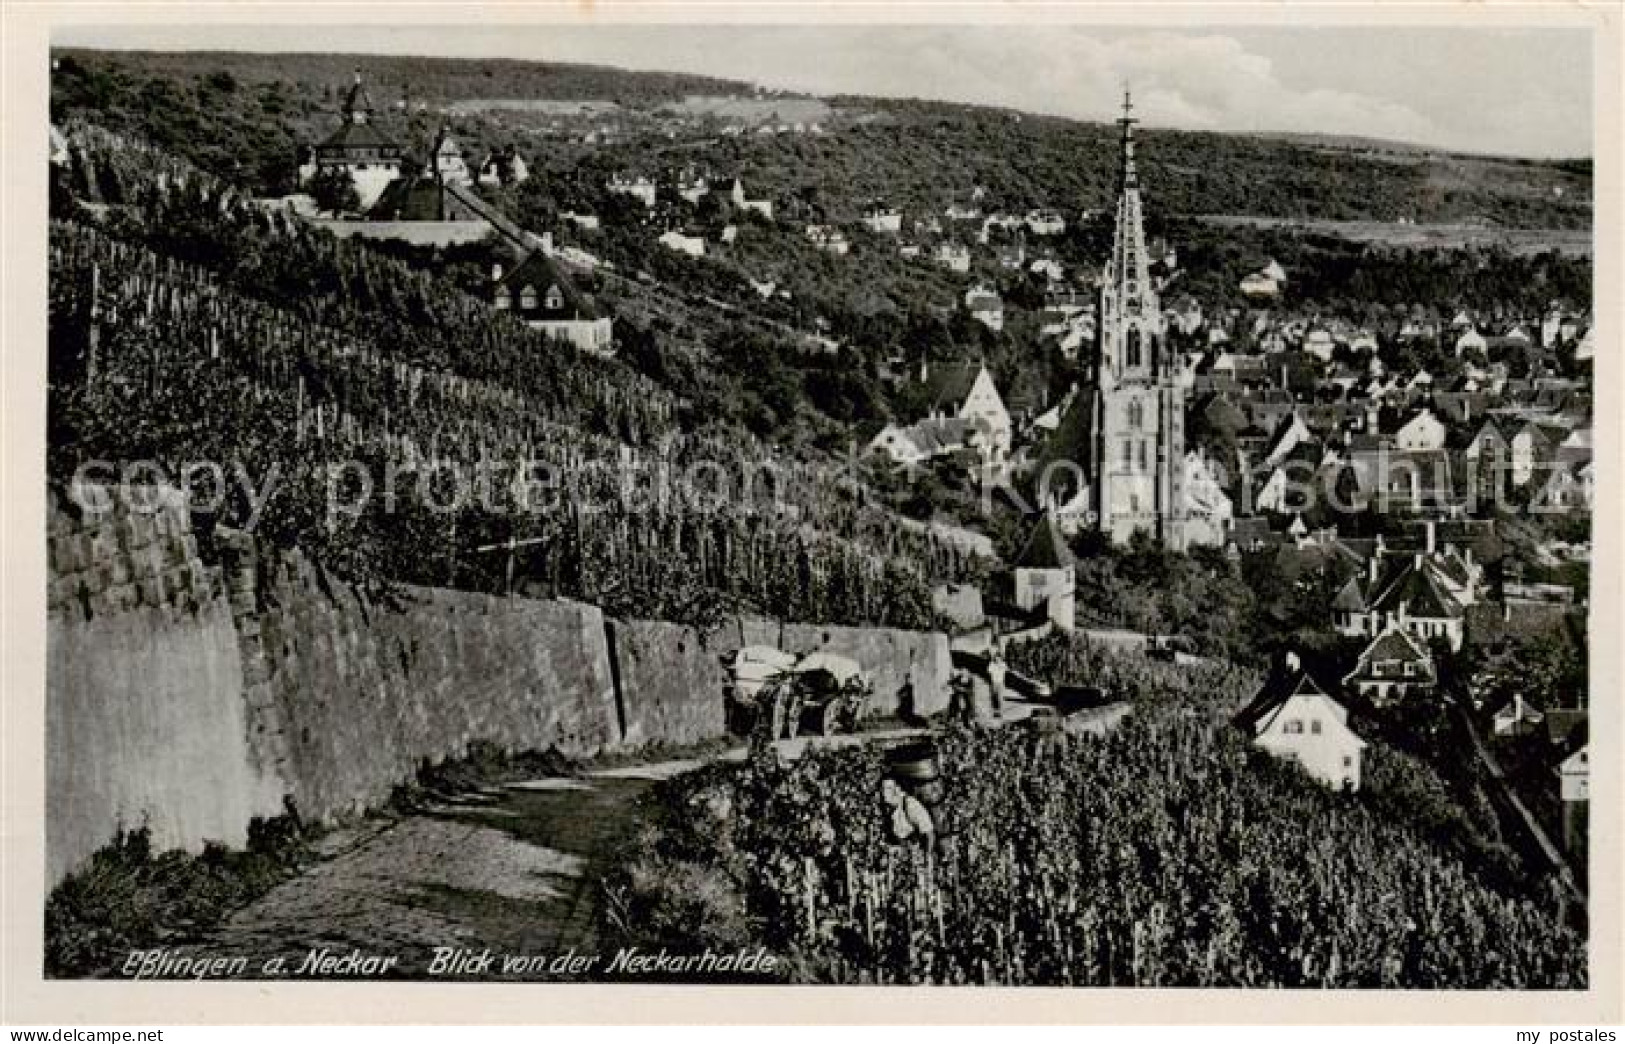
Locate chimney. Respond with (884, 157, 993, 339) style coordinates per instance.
(1367, 554, 1379, 586)
(1425, 520, 1436, 554)
(491, 261, 504, 283)
(1284, 650, 1301, 673)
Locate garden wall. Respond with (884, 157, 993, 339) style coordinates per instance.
(47, 485, 957, 883)
(607, 619, 728, 748)
(308, 218, 494, 248)
(246, 554, 622, 823)
(45, 487, 285, 885)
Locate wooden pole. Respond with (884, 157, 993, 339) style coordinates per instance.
(87, 261, 101, 386)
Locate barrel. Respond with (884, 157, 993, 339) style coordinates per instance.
(886, 740, 941, 784)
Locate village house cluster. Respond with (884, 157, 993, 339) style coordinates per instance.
(287, 75, 1588, 839)
(293, 73, 620, 356)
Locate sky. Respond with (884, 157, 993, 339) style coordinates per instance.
(54, 23, 1594, 158)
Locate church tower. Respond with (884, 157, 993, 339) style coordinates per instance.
(1088, 91, 1188, 549)
(343, 69, 375, 126)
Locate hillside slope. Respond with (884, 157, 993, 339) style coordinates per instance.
(52, 48, 1592, 229)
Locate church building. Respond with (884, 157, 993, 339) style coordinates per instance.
(1085, 92, 1191, 549)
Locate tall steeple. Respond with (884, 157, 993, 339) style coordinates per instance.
(1101, 88, 1156, 371)
(1117, 88, 1139, 190)
(1087, 88, 1188, 550)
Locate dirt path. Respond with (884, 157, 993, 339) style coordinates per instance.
(186, 769, 673, 978)
(182, 730, 936, 979)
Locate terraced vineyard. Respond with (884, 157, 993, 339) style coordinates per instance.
(49, 125, 987, 627)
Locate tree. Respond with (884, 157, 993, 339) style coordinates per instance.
(308, 165, 360, 216)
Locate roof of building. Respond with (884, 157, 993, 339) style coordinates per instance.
(1202, 393, 1249, 434)
(1332, 575, 1368, 613)
(368, 175, 453, 220)
(494, 250, 599, 320)
(1228, 515, 1275, 549)
(1370, 558, 1464, 619)
(1030, 394, 1096, 487)
(318, 120, 399, 151)
(924, 362, 991, 413)
(1351, 625, 1434, 675)
(1013, 511, 1076, 571)
(1545, 709, 1587, 755)
(1234, 664, 1335, 735)
(343, 75, 376, 117)
(876, 416, 984, 458)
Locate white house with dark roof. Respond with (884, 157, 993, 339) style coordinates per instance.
(606, 173, 657, 208)
(1302, 328, 1336, 362)
(1396, 407, 1447, 452)
(491, 251, 613, 355)
(965, 284, 1005, 332)
(476, 146, 529, 189)
(1341, 623, 1436, 707)
(935, 363, 1012, 465)
(1237, 660, 1366, 791)
(879, 362, 1012, 473)
(1024, 209, 1067, 236)
(1510, 420, 1568, 487)
(1493, 693, 1546, 738)
(1562, 745, 1590, 803)
(866, 416, 987, 467)
(300, 71, 406, 209)
(424, 128, 472, 186)
(805, 224, 850, 255)
(1011, 510, 1076, 632)
(1332, 534, 1477, 651)
(1534, 456, 1594, 513)
(862, 200, 903, 233)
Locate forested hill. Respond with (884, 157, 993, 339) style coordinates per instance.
(52, 48, 1592, 229)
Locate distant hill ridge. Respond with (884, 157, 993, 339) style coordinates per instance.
(51, 46, 1592, 229)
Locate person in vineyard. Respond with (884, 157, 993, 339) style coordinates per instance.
(947, 671, 977, 726)
(881, 777, 935, 846)
(986, 649, 1009, 720)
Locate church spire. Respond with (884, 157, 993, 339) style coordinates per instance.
(1104, 85, 1153, 330)
(1116, 87, 1138, 190)
(1088, 88, 1188, 552)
